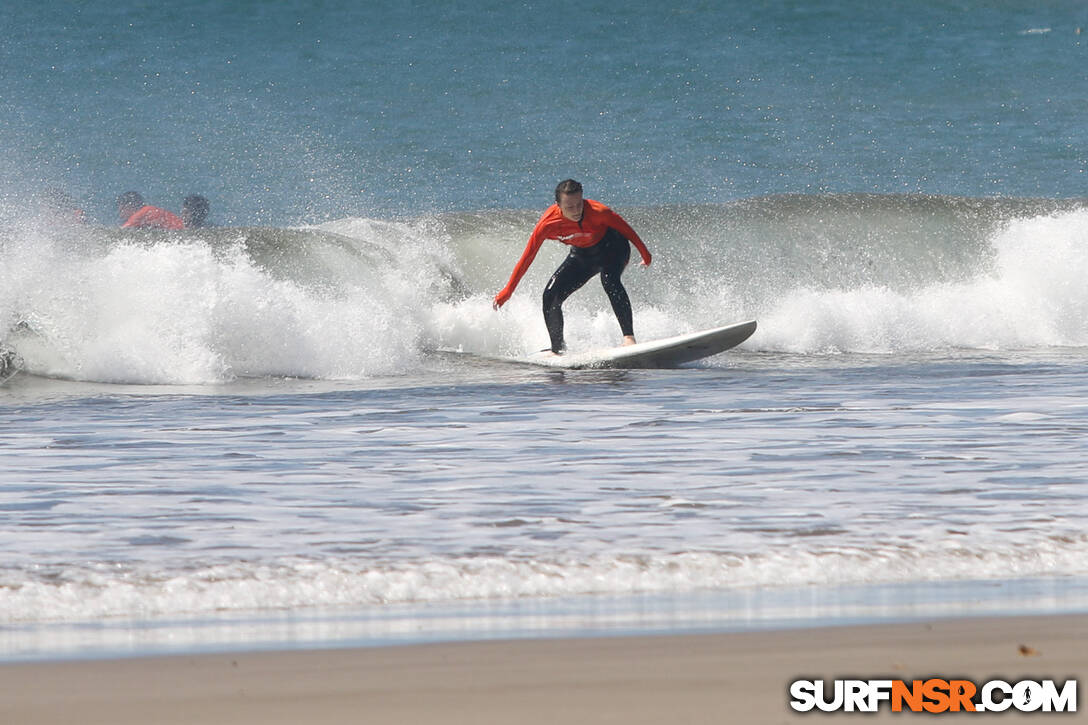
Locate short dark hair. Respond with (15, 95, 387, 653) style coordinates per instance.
(117, 191, 144, 210)
(554, 179, 582, 203)
(182, 195, 210, 227)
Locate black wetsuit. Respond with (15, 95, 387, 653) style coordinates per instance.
(542, 228, 633, 353)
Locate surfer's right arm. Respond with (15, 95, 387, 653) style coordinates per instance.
(493, 215, 551, 309)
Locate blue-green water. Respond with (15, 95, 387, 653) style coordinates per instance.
(3, 1, 1086, 222)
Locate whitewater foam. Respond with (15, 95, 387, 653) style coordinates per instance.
(756, 208, 1088, 354)
(1, 225, 443, 383)
(3, 196, 1086, 384)
(5, 536, 1088, 625)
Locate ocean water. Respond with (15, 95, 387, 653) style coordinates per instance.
(2, 1, 1088, 660)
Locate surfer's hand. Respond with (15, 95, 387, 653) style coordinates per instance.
(492, 291, 510, 310)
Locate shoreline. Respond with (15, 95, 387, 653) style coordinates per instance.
(8, 575, 1088, 664)
(2, 613, 1084, 724)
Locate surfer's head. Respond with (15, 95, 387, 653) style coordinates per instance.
(116, 191, 145, 221)
(555, 179, 582, 203)
(555, 179, 584, 222)
(181, 194, 210, 228)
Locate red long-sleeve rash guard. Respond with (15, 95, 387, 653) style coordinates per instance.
(494, 199, 652, 306)
(122, 205, 185, 230)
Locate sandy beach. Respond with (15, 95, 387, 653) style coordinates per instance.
(1, 614, 1083, 724)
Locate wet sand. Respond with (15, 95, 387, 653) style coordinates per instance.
(1, 614, 1084, 724)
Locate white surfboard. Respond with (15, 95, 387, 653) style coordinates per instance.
(527, 319, 757, 369)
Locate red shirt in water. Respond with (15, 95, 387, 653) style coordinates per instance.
(494, 199, 652, 307)
(122, 205, 185, 230)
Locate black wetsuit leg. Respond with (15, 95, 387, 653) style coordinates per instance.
(597, 232, 634, 337)
(541, 229, 633, 353)
(542, 253, 596, 353)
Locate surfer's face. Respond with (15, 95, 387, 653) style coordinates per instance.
(558, 192, 584, 222)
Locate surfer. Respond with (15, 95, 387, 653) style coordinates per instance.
(0, 347, 19, 384)
(36, 188, 87, 226)
(493, 179, 652, 354)
(117, 191, 185, 230)
(181, 194, 210, 228)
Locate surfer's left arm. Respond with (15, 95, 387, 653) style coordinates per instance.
(605, 209, 652, 266)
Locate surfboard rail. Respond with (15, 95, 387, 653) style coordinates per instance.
(530, 319, 758, 369)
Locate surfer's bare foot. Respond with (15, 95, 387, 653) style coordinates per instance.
(622, 335, 637, 346)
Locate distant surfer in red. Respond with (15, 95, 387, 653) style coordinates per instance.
(117, 191, 185, 230)
(493, 179, 652, 354)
